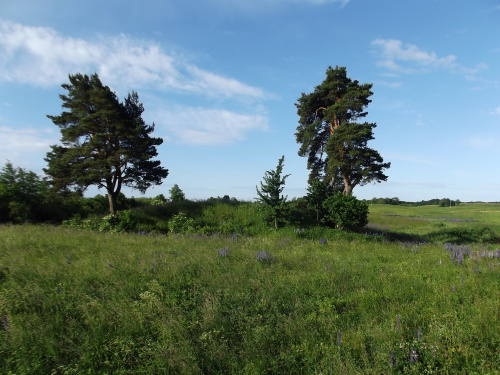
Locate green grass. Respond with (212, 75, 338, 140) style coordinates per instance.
(367, 203, 500, 244)
(0, 204, 499, 374)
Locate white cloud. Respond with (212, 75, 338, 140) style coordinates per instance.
(467, 135, 498, 149)
(490, 106, 500, 115)
(371, 39, 486, 78)
(0, 20, 266, 99)
(157, 106, 269, 145)
(371, 39, 457, 73)
(0, 126, 58, 169)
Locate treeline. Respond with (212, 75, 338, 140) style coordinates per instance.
(368, 197, 462, 207)
(0, 161, 246, 225)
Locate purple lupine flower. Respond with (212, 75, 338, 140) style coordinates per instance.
(337, 330, 342, 347)
(417, 328, 421, 342)
(397, 315, 401, 332)
(58, 285, 63, 294)
(217, 247, 229, 257)
(2, 316, 8, 331)
(108, 262, 115, 268)
(391, 350, 395, 367)
(319, 239, 327, 244)
(256, 250, 275, 262)
(66, 253, 71, 264)
(410, 348, 415, 364)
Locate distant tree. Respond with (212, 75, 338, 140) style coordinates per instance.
(169, 184, 186, 202)
(0, 161, 49, 223)
(295, 66, 390, 196)
(256, 155, 291, 229)
(44, 73, 168, 215)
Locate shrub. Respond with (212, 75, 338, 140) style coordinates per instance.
(98, 210, 138, 233)
(322, 192, 369, 231)
(167, 212, 195, 234)
(151, 194, 168, 206)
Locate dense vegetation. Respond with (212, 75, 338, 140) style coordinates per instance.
(1, 202, 499, 374)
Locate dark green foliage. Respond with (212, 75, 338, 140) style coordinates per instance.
(295, 66, 390, 195)
(256, 155, 291, 229)
(325, 122, 391, 195)
(0, 161, 51, 223)
(169, 184, 185, 202)
(306, 179, 334, 222)
(322, 192, 369, 231)
(44, 73, 169, 215)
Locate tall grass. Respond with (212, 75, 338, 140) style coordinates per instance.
(1, 222, 498, 374)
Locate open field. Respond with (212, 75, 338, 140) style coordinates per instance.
(0, 204, 499, 374)
(367, 203, 500, 245)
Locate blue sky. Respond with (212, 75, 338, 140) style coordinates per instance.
(1, 0, 499, 202)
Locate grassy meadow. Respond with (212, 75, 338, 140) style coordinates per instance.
(0, 203, 499, 374)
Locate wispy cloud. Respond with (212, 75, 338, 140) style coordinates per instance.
(371, 39, 487, 78)
(467, 135, 499, 150)
(0, 126, 58, 168)
(490, 106, 500, 115)
(0, 20, 266, 99)
(156, 106, 269, 145)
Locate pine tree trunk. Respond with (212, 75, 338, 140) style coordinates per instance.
(344, 184, 353, 196)
(107, 192, 117, 215)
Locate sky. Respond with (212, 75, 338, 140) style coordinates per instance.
(1, 0, 499, 202)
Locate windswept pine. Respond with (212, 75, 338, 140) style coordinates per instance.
(44, 73, 169, 215)
(295, 66, 390, 196)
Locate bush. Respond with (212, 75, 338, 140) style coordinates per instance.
(98, 210, 138, 233)
(167, 212, 195, 234)
(322, 192, 369, 231)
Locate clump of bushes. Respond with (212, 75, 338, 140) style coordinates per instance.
(62, 210, 138, 233)
(322, 192, 368, 231)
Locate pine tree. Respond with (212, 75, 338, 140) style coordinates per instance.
(295, 66, 390, 195)
(256, 155, 290, 229)
(44, 73, 168, 214)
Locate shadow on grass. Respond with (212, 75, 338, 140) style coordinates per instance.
(367, 225, 500, 245)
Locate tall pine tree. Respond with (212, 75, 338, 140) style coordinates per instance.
(295, 66, 390, 195)
(45, 73, 168, 214)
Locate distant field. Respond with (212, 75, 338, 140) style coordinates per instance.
(367, 203, 500, 245)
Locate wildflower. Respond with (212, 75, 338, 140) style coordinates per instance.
(417, 328, 421, 342)
(390, 350, 395, 367)
(397, 315, 401, 332)
(66, 253, 71, 264)
(337, 330, 342, 347)
(217, 247, 229, 257)
(108, 262, 115, 268)
(256, 250, 275, 262)
(319, 239, 327, 244)
(2, 316, 8, 331)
